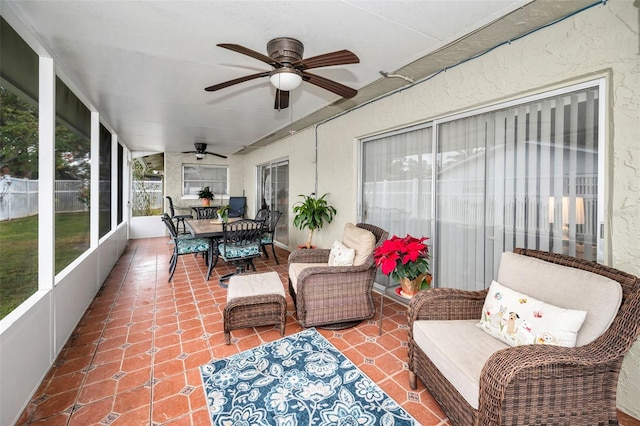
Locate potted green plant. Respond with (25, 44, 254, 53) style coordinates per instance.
(197, 186, 214, 206)
(217, 205, 229, 223)
(292, 193, 337, 249)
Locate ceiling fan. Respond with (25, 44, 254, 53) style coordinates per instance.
(182, 143, 227, 160)
(205, 37, 359, 109)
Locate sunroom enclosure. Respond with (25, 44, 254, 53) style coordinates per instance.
(1, 2, 639, 424)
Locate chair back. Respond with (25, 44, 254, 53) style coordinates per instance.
(255, 208, 269, 222)
(195, 206, 218, 219)
(513, 248, 640, 355)
(219, 219, 263, 260)
(265, 210, 283, 234)
(166, 196, 176, 217)
(228, 196, 246, 218)
(355, 223, 389, 268)
(161, 213, 178, 239)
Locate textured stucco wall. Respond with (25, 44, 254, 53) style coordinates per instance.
(238, 1, 639, 415)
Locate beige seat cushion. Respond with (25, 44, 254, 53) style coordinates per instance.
(413, 319, 509, 409)
(288, 262, 329, 293)
(342, 223, 376, 266)
(227, 271, 285, 301)
(497, 252, 622, 346)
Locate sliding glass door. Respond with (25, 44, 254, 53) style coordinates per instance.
(361, 124, 433, 238)
(360, 125, 433, 286)
(360, 80, 603, 291)
(257, 159, 289, 246)
(437, 82, 601, 290)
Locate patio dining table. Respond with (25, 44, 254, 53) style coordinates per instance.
(185, 217, 242, 280)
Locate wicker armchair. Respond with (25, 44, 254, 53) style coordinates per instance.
(288, 223, 388, 329)
(407, 248, 640, 426)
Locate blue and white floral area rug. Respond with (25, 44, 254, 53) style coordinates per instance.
(199, 328, 416, 425)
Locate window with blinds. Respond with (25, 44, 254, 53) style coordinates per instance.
(360, 79, 603, 292)
(436, 82, 602, 291)
(182, 164, 228, 198)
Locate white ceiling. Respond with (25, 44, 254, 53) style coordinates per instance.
(3, 0, 594, 159)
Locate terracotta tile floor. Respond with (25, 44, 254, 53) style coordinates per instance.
(16, 237, 640, 426)
(16, 237, 449, 426)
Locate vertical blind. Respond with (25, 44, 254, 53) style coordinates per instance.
(361, 125, 433, 287)
(361, 81, 601, 291)
(437, 85, 600, 290)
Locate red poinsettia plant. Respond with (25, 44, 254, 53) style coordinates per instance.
(373, 234, 430, 282)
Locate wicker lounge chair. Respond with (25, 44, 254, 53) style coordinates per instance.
(288, 223, 388, 328)
(407, 248, 640, 425)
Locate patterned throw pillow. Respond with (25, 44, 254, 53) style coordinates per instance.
(328, 240, 356, 267)
(477, 280, 587, 347)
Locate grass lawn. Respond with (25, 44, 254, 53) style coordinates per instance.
(0, 212, 90, 320)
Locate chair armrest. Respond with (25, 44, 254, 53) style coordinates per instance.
(408, 287, 488, 325)
(296, 262, 373, 283)
(478, 342, 621, 424)
(288, 248, 331, 264)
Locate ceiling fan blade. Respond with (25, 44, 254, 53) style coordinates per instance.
(293, 50, 359, 71)
(302, 71, 357, 99)
(205, 71, 270, 91)
(204, 151, 228, 159)
(181, 151, 196, 154)
(217, 43, 284, 68)
(274, 90, 290, 110)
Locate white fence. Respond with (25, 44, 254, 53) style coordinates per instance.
(0, 177, 163, 221)
(0, 177, 39, 221)
(132, 181, 164, 214)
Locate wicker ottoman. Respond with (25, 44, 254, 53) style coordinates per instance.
(224, 271, 287, 344)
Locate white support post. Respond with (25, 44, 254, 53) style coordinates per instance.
(90, 112, 100, 247)
(38, 56, 56, 362)
(111, 133, 118, 230)
(38, 57, 55, 292)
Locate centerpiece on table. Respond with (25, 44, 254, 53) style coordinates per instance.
(373, 234, 431, 297)
(217, 205, 229, 223)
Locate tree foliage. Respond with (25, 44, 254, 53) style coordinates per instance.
(132, 158, 155, 216)
(1, 85, 90, 181)
(0, 86, 38, 178)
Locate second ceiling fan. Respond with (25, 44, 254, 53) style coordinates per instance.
(205, 37, 359, 109)
(182, 143, 227, 160)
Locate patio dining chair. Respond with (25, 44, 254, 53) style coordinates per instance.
(254, 208, 269, 222)
(216, 219, 263, 286)
(166, 196, 192, 234)
(260, 210, 283, 264)
(227, 196, 246, 218)
(161, 213, 211, 281)
(194, 206, 218, 219)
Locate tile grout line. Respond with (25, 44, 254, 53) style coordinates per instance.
(148, 240, 162, 426)
(184, 253, 212, 420)
(64, 240, 141, 426)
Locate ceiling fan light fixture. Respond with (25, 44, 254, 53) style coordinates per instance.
(195, 153, 205, 160)
(269, 68, 302, 91)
